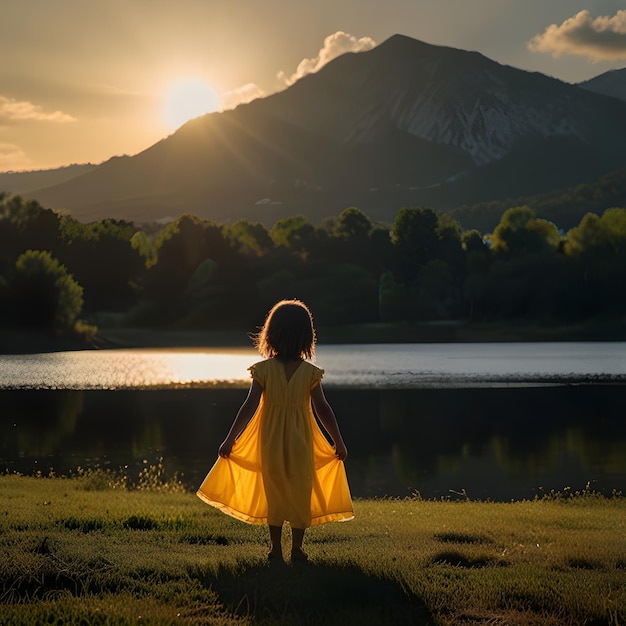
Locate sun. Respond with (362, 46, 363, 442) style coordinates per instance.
(163, 78, 221, 130)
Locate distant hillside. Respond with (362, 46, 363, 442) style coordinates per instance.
(21, 34, 626, 227)
(578, 68, 626, 103)
(450, 166, 626, 234)
(0, 164, 98, 196)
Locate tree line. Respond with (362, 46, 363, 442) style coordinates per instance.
(450, 165, 626, 236)
(0, 191, 625, 339)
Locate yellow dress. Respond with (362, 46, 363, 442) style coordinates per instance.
(197, 358, 353, 527)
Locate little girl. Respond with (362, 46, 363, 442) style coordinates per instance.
(197, 299, 353, 562)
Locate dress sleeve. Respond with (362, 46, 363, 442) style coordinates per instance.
(248, 361, 265, 387)
(310, 365, 324, 389)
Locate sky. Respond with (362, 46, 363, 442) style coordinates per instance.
(2, 0, 626, 172)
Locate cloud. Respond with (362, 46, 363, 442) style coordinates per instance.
(528, 9, 626, 61)
(0, 96, 77, 123)
(220, 82, 266, 110)
(278, 31, 377, 86)
(219, 32, 377, 111)
(0, 143, 32, 171)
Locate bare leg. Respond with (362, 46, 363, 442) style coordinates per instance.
(291, 527, 308, 561)
(268, 524, 283, 560)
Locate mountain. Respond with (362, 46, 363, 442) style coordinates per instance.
(578, 68, 626, 103)
(22, 34, 626, 226)
(0, 164, 97, 196)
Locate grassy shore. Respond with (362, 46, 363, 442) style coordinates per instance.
(95, 318, 626, 350)
(1, 468, 624, 625)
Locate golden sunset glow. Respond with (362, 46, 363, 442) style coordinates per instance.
(2, 2, 625, 171)
(163, 78, 221, 131)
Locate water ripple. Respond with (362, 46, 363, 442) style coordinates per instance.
(0, 343, 624, 390)
(0, 349, 255, 390)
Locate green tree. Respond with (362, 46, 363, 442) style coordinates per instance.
(334, 207, 373, 240)
(311, 263, 379, 325)
(153, 214, 207, 277)
(176, 259, 239, 328)
(147, 214, 233, 305)
(461, 230, 487, 254)
(58, 218, 144, 312)
(488, 206, 561, 255)
(225, 220, 273, 257)
(378, 270, 408, 322)
(564, 208, 626, 316)
(154, 215, 232, 268)
(130, 230, 157, 267)
(269, 215, 317, 255)
(565, 208, 626, 257)
(435, 212, 465, 274)
(322, 207, 387, 270)
(435, 212, 462, 242)
(461, 230, 492, 321)
(463, 271, 491, 322)
(135, 214, 242, 327)
(9, 250, 84, 333)
(391, 206, 439, 257)
(390, 206, 439, 281)
(414, 259, 460, 320)
(0, 194, 60, 273)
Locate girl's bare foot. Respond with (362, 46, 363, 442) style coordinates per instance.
(268, 525, 283, 563)
(268, 549, 283, 562)
(290, 547, 308, 562)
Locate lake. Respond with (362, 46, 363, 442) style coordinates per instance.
(1, 342, 625, 500)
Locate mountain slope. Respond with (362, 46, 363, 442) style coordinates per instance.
(258, 35, 625, 166)
(0, 164, 97, 196)
(25, 34, 626, 225)
(578, 68, 626, 102)
(450, 165, 626, 234)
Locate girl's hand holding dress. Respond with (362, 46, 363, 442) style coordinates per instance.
(219, 438, 234, 458)
(334, 439, 348, 461)
(311, 383, 348, 461)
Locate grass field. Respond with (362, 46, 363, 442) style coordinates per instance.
(1, 467, 625, 625)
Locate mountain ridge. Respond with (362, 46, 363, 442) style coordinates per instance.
(7, 34, 626, 226)
(578, 67, 626, 102)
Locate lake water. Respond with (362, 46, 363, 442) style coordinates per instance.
(1, 343, 625, 500)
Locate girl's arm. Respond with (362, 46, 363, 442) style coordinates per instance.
(218, 379, 262, 458)
(311, 382, 348, 460)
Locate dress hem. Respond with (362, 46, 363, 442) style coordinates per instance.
(197, 490, 353, 527)
(196, 491, 268, 525)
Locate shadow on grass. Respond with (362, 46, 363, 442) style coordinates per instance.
(430, 550, 509, 569)
(205, 561, 436, 626)
(433, 531, 493, 545)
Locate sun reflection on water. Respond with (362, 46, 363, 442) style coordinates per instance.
(0, 343, 624, 390)
(0, 349, 257, 390)
(163, 351, 255, 386)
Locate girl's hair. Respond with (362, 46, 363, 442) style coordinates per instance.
(253, 299, 316, 360)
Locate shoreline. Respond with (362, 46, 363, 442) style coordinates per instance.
(1, 318, 625, 355)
